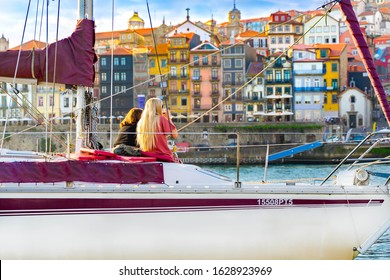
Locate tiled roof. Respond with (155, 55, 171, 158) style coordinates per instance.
(149, 43, 168, 55)
(247, 61, 264, 76)
(237, 30, 264, 38)
(99, 47, 133, 56)
(10, 40, 46, 50)
(96, 31, 121, 40)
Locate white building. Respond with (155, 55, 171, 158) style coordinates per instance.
(304, 14, 340, 45)
(339, 87, 372, 129)
(292, 45, 325, 122)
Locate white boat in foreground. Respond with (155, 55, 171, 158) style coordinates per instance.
(0, 131, 390, 259)
(0, 0, 390, 259)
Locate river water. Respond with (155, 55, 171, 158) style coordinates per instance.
(204, 163, 390, 260)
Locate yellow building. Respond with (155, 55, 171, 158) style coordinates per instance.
(36, 83, 64, 123)
(314, 43, 347, 118)
(148, 43, 169, 99)
(167, 32, 201, 116)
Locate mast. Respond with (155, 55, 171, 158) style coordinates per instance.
(339, 0, 390, 126)
(76, 0, 94, 152)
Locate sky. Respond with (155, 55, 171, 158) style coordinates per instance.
(1, 0, 325, 48)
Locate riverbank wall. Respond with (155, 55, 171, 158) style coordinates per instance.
(1, 123, 388, 164)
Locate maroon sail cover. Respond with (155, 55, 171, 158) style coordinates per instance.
(0, 161, 164, 184)
(0, 19, 96, 87)
(340, 0, 390, 126)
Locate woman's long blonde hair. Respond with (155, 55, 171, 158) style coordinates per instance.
(136, 98, 163, 151)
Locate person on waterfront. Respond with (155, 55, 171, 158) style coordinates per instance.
(136, 98, 178, 162)
(112, 108, 143, 156)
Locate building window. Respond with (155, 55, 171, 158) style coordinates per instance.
(202, 55, 208, 65)
(121, 57, 126, 65)
(170, 66, 177, 77)
(121, 86, 126, 92)
(114, 58, 119, 66)
(331, 25, 336, 32)
(38, 96, 44, 107)
(212, 68, 218, 79)
(304, 95, 311, 104)
(193, 69, 200, 79)
(115, 86, 120, 93)
(101, 58, 107, 66)
(295, 26, 300, 33)
(101, 72, 107, 81)
(320, 49, 327, 58)
(180, 51, 187, 62)
(295, 95, 302, 104)
(332, 79, 338, 90)
(224, 104, 232, 111)
(350, 95, 356, 103)
(149, 59, 155, 68)
(64, 97, 69, 108)
(278, 37, 283, 44)
(332, 93, 338, 104)
(285, 37, 290, 44)
(161, 59, 167, 67)
(314, 95, 320, 104)
(271, 37, 276, 44)
(102, 86, 107, 94)
(331, 63, 337, 72)
(114, 73, 120, 81)
(284, 70, 291, 81)
(121, 72, 126, 80)
(170, 97, 177, 106)
(316, 26, 322, 33)
(181, 98, 187, 106)
(223, 59, 231, 68)
(235, 59, 243, 68)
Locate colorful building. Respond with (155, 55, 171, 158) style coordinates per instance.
(190, 41, 222, 122)
(167, 32, 201, 116)
(313, 43, 348, 119)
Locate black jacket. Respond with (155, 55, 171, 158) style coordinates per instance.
(113, 124, 138, 147)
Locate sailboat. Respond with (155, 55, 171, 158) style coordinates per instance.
(0, 0, 390, 259)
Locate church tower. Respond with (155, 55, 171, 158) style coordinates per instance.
(128, 11, 144, 30)
(0, 34, 9, 52)
(226, 1, 243, 38)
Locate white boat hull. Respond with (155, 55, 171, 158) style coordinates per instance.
(1, 190, 389, 259)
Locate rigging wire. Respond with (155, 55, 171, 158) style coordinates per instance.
(109, 0, 115, 151)
(145, 0, 174, 137)
(49, 0, 61, 154)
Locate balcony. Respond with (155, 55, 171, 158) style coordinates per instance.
(222, 81, 245, 86)
(211, 76, 219, 81)
(294, 86, 326, 92)
(210, 90, 219, 96)
(180, 75, 189, 79)
(293, 69, 326, 75)
(169, 74, 178, 80)
(148, 81, 160, 88)
(265, 79, 292, 84)
(192, 76, 202, 82)
(192, 91, 201, 97)
(169, 89, 189, 95)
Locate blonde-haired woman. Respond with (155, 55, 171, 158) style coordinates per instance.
(137, 98, 178, 162)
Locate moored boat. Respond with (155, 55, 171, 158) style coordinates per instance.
(0, 0, 390, 259)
